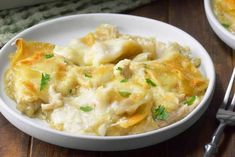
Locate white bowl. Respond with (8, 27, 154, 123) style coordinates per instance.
(204, 0, 235, 49)
(0, 13, 215, 151)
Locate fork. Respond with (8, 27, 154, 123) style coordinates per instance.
(204, 67, 235, 157)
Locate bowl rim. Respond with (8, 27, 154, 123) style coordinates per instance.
(0, 13, 216, 140)
(204, 0, 235, 40)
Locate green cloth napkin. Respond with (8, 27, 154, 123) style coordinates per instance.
(0, 0, 152, 47)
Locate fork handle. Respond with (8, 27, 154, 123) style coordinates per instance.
(204, 122, 226, 157)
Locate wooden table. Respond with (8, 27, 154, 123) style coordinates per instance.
(1, 0, 235, 156)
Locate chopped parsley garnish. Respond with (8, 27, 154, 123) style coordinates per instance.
(119, 91, 131, 97)
(120, 78, 128, 83)
(80, 105, 93, 112)
(64, 59, 69, 64)
(40, 73, 50, 90)
(84, 73, 92, 78)
(184, 96, 196, 106)
(152, 105, 168, 120)
(222, 23, 230, 28)
(143, 64, 149, 69)
(44, 53, 54, 59)
(69, 89, 72, 94)
(145, 78, 156, 87)
(116, 67, 123, 71)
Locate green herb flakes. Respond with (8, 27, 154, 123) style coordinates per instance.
(120, 78, 128, 83)
(152, 105, 168, 121)
(143, 64, 149, 69)
(40, 73, 50, 90)
(84, 73, 92, 78)
(222, 23, 230, 28)
(145, 78, 156, 87)
(44, 53, 54, 59)
(64, 59, 69, 64)
(119, 91, 131, 97)
(116, 67, 123, 71)
(80, 105, 93, 112)
(184, 96, 196, 106)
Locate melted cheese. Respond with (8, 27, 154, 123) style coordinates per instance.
(55, 38, 143, 66)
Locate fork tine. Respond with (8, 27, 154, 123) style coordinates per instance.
(228, 93, 235, 111)
(221, 67, 235, 109)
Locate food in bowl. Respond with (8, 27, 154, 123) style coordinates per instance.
(213, 0, 235, 33)
(4, 24, 208, 136)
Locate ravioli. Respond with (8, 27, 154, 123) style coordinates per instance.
(5, 24, 208, 136)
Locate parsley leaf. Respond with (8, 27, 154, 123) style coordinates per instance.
(184, 96, 196, 106)
(152, 105, 168, 120)
(84, 73, 92, 78)
(222, 23, 230, 28)
(64, 59, 69, 64)
(120, 78, 128, 83)
(119, 91, 131, 97)
(40, 73, 50, 90)
(44, 53, 54, 59)
(80, 105, 93, 112)
(143, 64, 149, 69)
(116, 67, 123, 71)
(145, 78, 156, 87)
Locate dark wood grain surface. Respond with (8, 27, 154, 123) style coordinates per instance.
(1, 0, 235, 157)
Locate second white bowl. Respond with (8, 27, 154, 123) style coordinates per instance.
(204, 0, 235, 49)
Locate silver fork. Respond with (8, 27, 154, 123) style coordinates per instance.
(204, 67, 235, 157)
